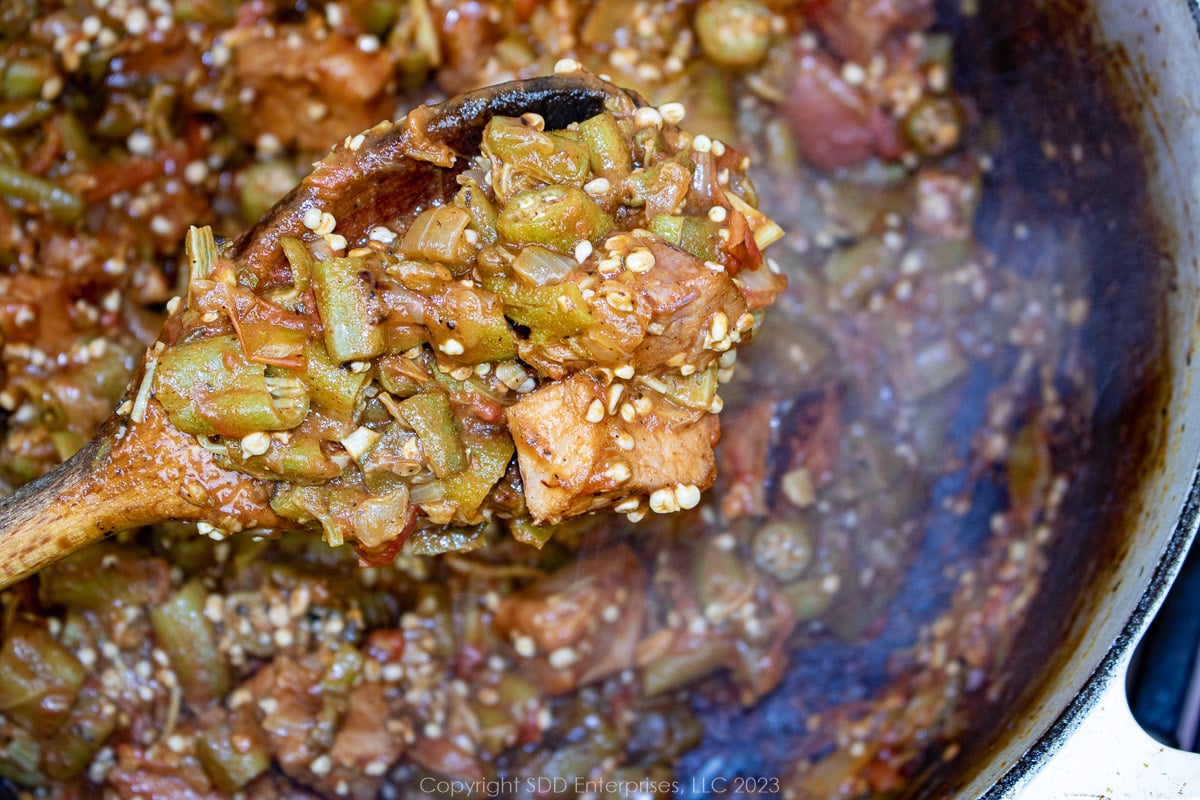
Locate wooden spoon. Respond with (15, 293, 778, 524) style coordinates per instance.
(0, 73, 638, 590)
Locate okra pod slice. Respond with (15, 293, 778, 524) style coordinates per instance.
(311, 256, 385, 363)
(397, 390, 466, 478)
(149, 580, 231, 706)
(579, 111, 633, 175)
(496, 185, 613, 255)
(38, 543, 169, 608)
(0, 161, 82, 222)
(454, 176, 499, 246)
(155, 335, 308, 438)
(196, 707, 271, 792)
(424, 282, 517, 364)
(439, 428, 515, 518)
(301, 339, 370, 420)
(274, 235, 315, 311)
(483, 276, 593, 343)
(649, 214, 723, 263)
(483, 116, 590, 190)
(0, 620, 85, 737)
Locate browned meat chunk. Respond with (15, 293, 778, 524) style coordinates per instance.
(506, 371, 719, 523)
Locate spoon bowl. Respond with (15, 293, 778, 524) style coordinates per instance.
(0, 72, 638, 589)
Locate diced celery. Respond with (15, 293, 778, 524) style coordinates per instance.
(155, 334, 309, 438)
(300, 339, 370, 419)
(0, 620, 85, 737)
(311, 256, 385, 363)
(579, 111, 633, 175)
(496, 186, 613, 254)
(149, 580, 231, 706)
(397, 391, 465, 478)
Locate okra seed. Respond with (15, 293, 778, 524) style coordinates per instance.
(634, 106, 663, 129)
(674, 483, 701, 509)
(710, 311, 729, 341)
(605, 461, 632, 483)
(438, 338, 465, 356)
(649, 488, 680, 514)
(659, 102, 686, 124)
(708, 205, 728, 223)
(241, 432, 271, 456)
(607, 383, 625, 414)
(625, 248, 655, 272)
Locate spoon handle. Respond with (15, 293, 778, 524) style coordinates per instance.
(0, 433, 124, 589)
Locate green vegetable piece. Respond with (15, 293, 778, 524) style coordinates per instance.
(183, 225, 217, 304)
(440, 429, 515, 518)
(0, 161, 82, 223)
(155, 335, 308, 438)
(509, 518, 557, 549)
(454, 176, 499, 246)
(483, 116, 590, 190)
(0, 620, 85, 737)
(0, 735, 42, 785)
(405, 523, 487, 556)
(694, 0, 773, 69)
(270, 483, 329, 528)
(38, 543, 169, 609)
(43, 686, 118, 780)
(377, 353, 429, 397)
(359, 423, 422, 493)
(424, 282, 517, 364)
(641, 636, 730, 696)
(274, 235, 315, 311)
(195, 708, 271, 792)
(579, 111, 633, 175)
(240, 434, 342, 483)
(3, 57, 57, 101)
(149, 579, 231, 706)
(397, 391, 465, 478)
(496, 185, 613, 254)
(622, 160, 691, 217)
(320, 644, 365, 692)
(311, 256, 385, 363)
(301, 339, 370, 420)
(484, 277, 593, 343)
(649, 214, 723, 263)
